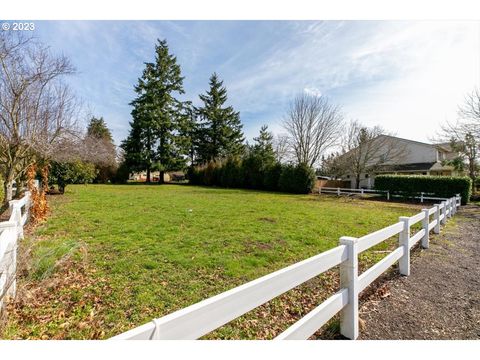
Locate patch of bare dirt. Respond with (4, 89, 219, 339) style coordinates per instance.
(358, 205, 480, 340)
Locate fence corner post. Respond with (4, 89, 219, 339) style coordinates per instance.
(434, 204, 440, 234)
(339, 236, 359, 340)
(398, 216, 411, 276)
(421, 209, 429, 249)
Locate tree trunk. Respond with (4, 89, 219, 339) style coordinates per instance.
(4, 181, 14, 204)
(146, 167, 151, 183)
(355, 174, 360, 189)
(3, 171, 15, 205)
(17, 178, 26, 195)
(159, 170, 165, 184)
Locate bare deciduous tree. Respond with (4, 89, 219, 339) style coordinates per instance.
(272, 133, 290, 163)
(335, 120, 408, 188)
(283, 93, 343, 167)
(435, 88, 480, 184)
(0, 32, 78, 204)
(458, 87, 480, 135)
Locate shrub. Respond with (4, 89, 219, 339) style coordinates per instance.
(220, 157, 244, 188)
(49, 160, 97, 193)
(374, 175, 472, 204)
(111, 162, 130, 184)
(188, 160, 315, 194)
(264, 163, 283, 191)
(278, 163, 316, 194)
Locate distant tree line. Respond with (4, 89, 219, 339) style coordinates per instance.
(120, 39, 349, 193)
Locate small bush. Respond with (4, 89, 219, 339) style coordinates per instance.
(278, 163, 316, 194)
(374, 175, 472, 204)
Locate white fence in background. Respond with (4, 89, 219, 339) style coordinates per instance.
(0, 191, 32, 310)
(112, 194, 461, 340)
(319, 187, 460, 203)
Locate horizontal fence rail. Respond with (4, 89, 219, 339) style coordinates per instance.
(319, 187, 462, 205)
(112, 194, 461, 340)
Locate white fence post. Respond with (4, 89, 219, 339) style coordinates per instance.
(447, 199, 452, 219)
(434, 204, 440, 234)
(440, 201, 447, 225)
(337, 187, 340, 196)
(421, 209, 429, 249)
(8, 200, 23, 240)
(360, 189, 364, 195)
(339, 236, 359, 340)
(398, 217, 411, 276)
(420, 192, 424, 203)
(386, 191, 390, 201)
(24, 191, 31, 219)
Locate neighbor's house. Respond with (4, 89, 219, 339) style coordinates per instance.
(343, 135, 460, 189)
(129, 171, 185, 182)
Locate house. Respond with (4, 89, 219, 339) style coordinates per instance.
(129, 171, 185, 182)
(343, 135, 459, 189)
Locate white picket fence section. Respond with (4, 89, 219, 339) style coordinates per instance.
(0, 191, 32, 309)
(319, 186, 460, 203)
(112, 194, 461, 340)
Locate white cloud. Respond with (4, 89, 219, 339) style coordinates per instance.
(225, 21, 480, 142)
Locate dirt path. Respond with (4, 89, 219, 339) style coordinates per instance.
(359, 205, 480, 340)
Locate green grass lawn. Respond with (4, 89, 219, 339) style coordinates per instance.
(2, 184, 422, 339)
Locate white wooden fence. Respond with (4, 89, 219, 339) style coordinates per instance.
(319, 186, 460, 203)
(112, 194, 461, 340)
(0, 191, 32, 309)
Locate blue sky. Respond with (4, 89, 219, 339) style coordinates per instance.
(31, 20, 480, 146)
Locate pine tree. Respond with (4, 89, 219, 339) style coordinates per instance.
(252, 125, 275, 165)
(243, 125, 276, 189)
(86, 116, 117, 182)
(122, 39, 186, 183)
(196, 73, 244, 162)
(87, 117, 113, 141)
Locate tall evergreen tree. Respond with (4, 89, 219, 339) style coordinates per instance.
(86, 116, 117, 182)
(87, 116, 113, 141)
(196, 73, 244, 162)
(252, 125, 275, 165)
(122, 39, 186, 183)
(243, 125, 276, 189)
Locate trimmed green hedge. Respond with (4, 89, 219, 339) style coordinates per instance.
(374, 175, 472, 204)
(188, 159, 315, 194)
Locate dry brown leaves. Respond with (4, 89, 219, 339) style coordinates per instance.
(26, 164, 49, 223)
(2, 257, 113, 340)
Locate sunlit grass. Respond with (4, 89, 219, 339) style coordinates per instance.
(4, 184, 421, 339)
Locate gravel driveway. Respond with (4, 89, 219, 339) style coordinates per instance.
(359, 205, 480, 340)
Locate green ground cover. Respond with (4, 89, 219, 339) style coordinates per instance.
(2, 184, 421, 339)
